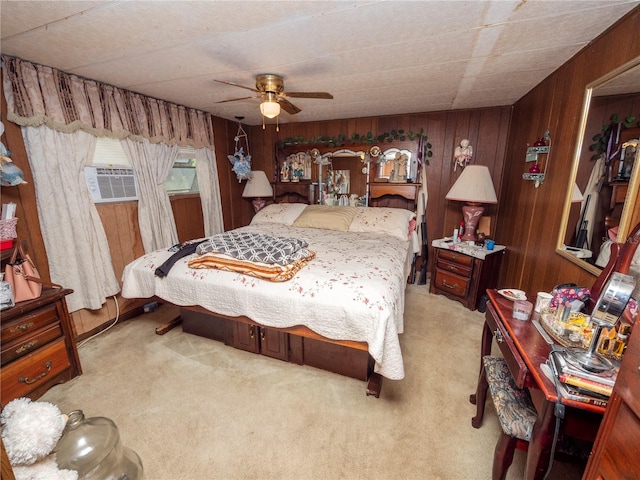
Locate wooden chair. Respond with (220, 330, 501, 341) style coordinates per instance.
(482, 356, 538, 480)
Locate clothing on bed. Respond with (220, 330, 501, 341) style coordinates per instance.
(155, 239, 208, 277)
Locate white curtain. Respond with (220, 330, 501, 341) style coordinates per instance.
(22, 125, 120, 312)
(122, 138, 180, 252)
(195, 147, 224, 236)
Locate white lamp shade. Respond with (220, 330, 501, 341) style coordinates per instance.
(445, 165, 497, 204)
(572, 183, 584, 203)
(242, 171, 273, 198)
(260, 100, 281, 119)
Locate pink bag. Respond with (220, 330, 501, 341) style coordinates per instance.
(4, 242, 60, 303)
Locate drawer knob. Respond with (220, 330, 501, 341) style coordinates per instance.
(442, 279, 458, 290)
(19, 361, 52, 385)
(16, 340, 39, 354)
(447, 265, 460, 272)
(10, 322, 34, 333)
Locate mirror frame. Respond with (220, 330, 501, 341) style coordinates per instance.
(556, 55, 640, 275)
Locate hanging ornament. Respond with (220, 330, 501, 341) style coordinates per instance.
(0, 121, 27, 186)
(228, 117, 252, 182)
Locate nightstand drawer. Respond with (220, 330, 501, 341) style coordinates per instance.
(1, 322, 63, 365)
(1, 303, 59, 345)
(437, 249, 474, 267)
(434, 269, 469, 297)
(437, 258, 473, 277)
(1, 338, 71, 405)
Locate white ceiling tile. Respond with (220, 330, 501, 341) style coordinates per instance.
(1, 0, 638, 125)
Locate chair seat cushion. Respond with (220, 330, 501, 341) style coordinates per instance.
(483, 356, 537, 441)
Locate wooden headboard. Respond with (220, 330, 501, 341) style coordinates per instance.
(368, 183, 421, 212)
(273, 182, 312, 204)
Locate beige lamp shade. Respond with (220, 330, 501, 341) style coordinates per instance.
(242, 171, 273, 198)
(243, 171, 273, 212)
(446, 165, 497, 242)
(445, 165, 497, 204)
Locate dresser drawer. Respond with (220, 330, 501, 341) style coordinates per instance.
(1, 338, 71, 405)
(437, 249, 474, 267)
(437, 258, 473, 277)
(1, 303, 59, 345)
(1, 322, 63, 365)
(486, 302, 529, 388)
(434, 269, 470, 297)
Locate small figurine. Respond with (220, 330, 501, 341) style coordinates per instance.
(454, 139, 473, 171)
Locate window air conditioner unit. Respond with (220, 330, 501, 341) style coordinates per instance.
(84, 166, 138, 203)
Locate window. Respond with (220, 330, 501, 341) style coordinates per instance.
(92, 138, 199, 195)
(93, 137, 130, 166)
(166, 148, 199, 194)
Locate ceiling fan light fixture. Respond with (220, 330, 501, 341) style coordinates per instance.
(260, 97, 280, 119)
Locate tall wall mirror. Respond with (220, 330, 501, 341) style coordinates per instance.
(557, 55, 640, 276)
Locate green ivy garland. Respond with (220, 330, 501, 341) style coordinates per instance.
(279, 129, 433, 164)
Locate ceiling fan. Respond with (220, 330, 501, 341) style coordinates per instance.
(214, 74, 333, 117)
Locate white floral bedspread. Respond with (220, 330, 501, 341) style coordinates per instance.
(121, 223, 416, 380)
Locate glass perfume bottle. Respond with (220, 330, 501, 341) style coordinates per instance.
(612, 333, 628, 359)
(0, 273, 14, 310)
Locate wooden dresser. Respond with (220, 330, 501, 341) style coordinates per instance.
(1, 287, 81, 406)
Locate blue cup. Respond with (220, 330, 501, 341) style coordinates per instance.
(486, 240, 495, 251)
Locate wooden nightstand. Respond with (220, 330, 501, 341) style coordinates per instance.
(430, 239, 505, 310)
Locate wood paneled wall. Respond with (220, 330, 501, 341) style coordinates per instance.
(497, 7, 640, 295)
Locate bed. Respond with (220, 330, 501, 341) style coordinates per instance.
(121, 201, 419, 396)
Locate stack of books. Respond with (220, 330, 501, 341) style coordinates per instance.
(544, 350, 619, 407)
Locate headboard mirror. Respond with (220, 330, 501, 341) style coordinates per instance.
(556, 55, 640, 276)
(277, 142, 417, 205)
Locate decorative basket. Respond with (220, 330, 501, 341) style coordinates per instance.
(0, 218, 18, 240)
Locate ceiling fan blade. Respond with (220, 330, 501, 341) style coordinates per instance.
(277, 97, 301, 115)
(213, 79, 259, 93)
(284, 91, 333, 99)
(216, 95, 258, 104)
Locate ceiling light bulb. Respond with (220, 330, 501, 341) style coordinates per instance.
(260, 100, 280, 119)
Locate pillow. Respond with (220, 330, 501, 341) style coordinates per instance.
(292, 205, 358, 232)
(250, 203, 308, 226)
(349, 207, 416, 240)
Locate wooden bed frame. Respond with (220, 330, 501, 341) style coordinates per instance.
(162, 182, 421, 397)
(180, 306, 382, 396)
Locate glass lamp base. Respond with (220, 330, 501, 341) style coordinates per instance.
(566, 347, 614, 373)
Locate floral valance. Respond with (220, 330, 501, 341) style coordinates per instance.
(2, 55, 215, 148)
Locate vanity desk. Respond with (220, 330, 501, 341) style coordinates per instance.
(471, 289, 604, 480)
(430, 239, 505, 311)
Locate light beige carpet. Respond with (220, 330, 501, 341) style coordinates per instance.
(41, 286, 585, 480)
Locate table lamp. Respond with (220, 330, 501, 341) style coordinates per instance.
(242, 171, 273, 212)
(445, 165, 497, 242)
